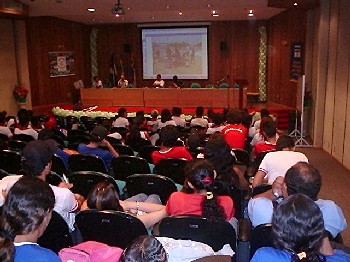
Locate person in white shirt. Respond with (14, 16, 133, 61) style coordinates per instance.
(153, 74, 165, 88)
(190, 106, 208, 128)
(172, 107, 186, 128)
(92, 75, 103, 88)
(112, 107, 129, 129)
(117, 74, 128, 88)
(14, 109, 38, 140)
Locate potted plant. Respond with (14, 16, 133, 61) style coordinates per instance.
(13, 85, 29, 103)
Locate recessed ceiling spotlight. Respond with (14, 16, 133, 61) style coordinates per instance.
(87, 8, 95, 12)
(151, 15, 155, 19)
(294, 2, 298, 6)
(248, 9, 254, 17)
(166, 5, 170, 9)
(179, 11, 183, 15)
(127, 7, 131, 11)
(212, 10, 219, 17)
(115, 14, 120, 17)
(207, 4, 211, 8)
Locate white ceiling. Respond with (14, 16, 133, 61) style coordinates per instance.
(20, 0, 286, 25)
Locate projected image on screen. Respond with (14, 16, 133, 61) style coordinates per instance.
(142, 27, 208, 80)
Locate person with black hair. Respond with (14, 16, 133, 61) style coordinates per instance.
(153, 74, 165, 88)
(252, 116, 278, 156)
(151, 125, 192, 165)
(221, 109, 247, 149)
(251, 193, 350, 262)
(170, 75, 184, 88)
(190, 106, 209, 128)
(112, 107, 129, 129)
(14, 109, 38, 139)
(206, 113, 225, 134)
(157, 109, 176, 130)
(172, 107, 186, 128)
(0, 176, 61, 262)
(252, 135, 308, 187)
(77, 124, 120, 168)
(122, 235, 168, 262)
(92, 75, 103, 88)
(0, 111, 12, 138)
(166, 159, 234, 222)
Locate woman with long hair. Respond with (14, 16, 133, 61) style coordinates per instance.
(0, 176, 60, 262)
(166, 159, 234, 222)
(251, 193, 350, 262)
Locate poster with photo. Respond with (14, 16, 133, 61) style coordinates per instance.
(49, 51, 75, 77)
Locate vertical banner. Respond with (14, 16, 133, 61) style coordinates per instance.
(290, 42, 304, 81)
(49, 51, 75, 77)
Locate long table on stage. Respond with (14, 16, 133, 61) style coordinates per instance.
(80, 87, 247, 108)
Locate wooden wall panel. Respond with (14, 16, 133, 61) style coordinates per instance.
(267, 9, 307, 107)
(26, 17, 91, 108)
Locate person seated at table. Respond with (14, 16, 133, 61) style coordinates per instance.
(77, 125, 120, 169)
(92, 75, 103, 88)
(153, 74, 165, 88)
(81, 182, 166, 229)
(251, 193, 350, 262)
(112, 107, 129, 129)
(170, 75, 184, 88)
(151, 125, 192, 165)
(117, 74, 128, 88)
(166, 159, 235, 222)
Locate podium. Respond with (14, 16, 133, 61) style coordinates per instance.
(234, 79, 249, 109)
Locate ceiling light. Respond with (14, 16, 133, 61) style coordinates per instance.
(212, 10, 219, 17)
(166, 5, 170, 9)
(179, 11, 183, 15)
(294, 2, 298, 6)
(87, 8, 95, 12)
(248, 10, 254, 17)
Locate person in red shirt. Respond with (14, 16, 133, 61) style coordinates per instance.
(166, 159, 234, 221)
(221, 109, 248, 149)
(151, 125, 193, 165)
(253, 116, 278, 156)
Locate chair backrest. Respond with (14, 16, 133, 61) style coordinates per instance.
(67, 134, 90, 150)
(158, 216, 236, 252)
(111, 156, 151, 181)
(205, 84, 215, 89)
(69, 171, 119, 198)
(250, 223, 273, 257)
(8, 140, 27, 152)
(0, 150, 22, 174)
(38, 210, 73, 254)
(251, 150, 275, 173)
(110, 127, 128, 140)
(0, 168, 9, 180)
(46, 171, 64, 186)
(190, 82, 201, 88)
(219, 83, 230, 88)
(232, 148, 250, 166)
(68, 154, 108, 174)
(0, 133, 9, 142)
(112, 144, 134, 156)
(75, 210, 148, 249)
(125, 174, 177, 204)
(13, 133, 35, 142)
(52, 154, 69, 176)
(154, 158, 188, 185)
(137, 145, 160, 164)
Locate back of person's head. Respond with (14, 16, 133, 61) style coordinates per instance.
(172, 107, 182, 117)
(38, 128, 55, 140)
(0, 176, 55, 261)
(87, 182, 123, 211)
(159, 125, 179, 147)
(285, 162, 321, 201)
(21, 139, 58, 176)
(260, 116, 277, 138)
(136, 110, 145, 118)
(157, 74, 161, 79)
(185, 159, 226, 222)
(118, 107, 127, 118)
(260, 108, 270, 119)
(276, 135, 295, 151)
(160, 109, 172, 123)
(150, 109, 159, 119)
(272, 193, 324, 261)
(195, 106, 204, 117)
(173, 75, 178, 81)
(226, 109, 242, 124)
(211, 113, 224, 126)
(122, 235, 167, 262)
(17, 109, 30, 127)
(90, 124, 108, 142)
(241, 111, 253, 129)
(93, 75, 99, 81)
(30, 115, 42, 129)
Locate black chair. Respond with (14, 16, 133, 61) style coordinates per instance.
(67, 134, 90, 150)
(158, 216, 237, 252)
(69, 171, 119, 198)
(38, 210, 73, 254)
(110, 127, 128, 140)
(13, 133, 35, 142)
(250, 150, 274, 174)
(46, 171, 64, 186)
(154, 158, 188, 185)
(105, 136, 122, 145)
(52, 154, 69, 176)
(111, 156, 151, 181)
(8, 140, 27, 152)
(250, 223, 273, 257)
(125, 174, 177, 204)
(0, 168, 9, 179)
(137, 145, 160, 164)
(112, 144, 134, 156)
(0, 133, 9, 142)
(126, 138, 152, 152)
(66, 116, 79, 130)
(68, 154, 108, 174)
(75, 210, 148, 248)
(232, 148, 250, 167)
(0, 150, 22, 174)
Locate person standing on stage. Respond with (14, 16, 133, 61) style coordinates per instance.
(117, 74, 128, 88)
(153, 74, 165, 88)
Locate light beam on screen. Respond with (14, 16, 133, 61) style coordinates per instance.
(142, 27, 208, 80)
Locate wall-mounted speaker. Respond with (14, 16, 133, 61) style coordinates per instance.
(123, 44, 132, 53)
(220, 41, 227, 51)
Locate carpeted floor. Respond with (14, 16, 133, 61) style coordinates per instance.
(297, 147, 350, 245)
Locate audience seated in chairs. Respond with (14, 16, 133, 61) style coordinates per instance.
(251, 193, 350, 262)
(157, 109, 176, 131)
(221, 109, 247, 150)
(190, 106, 209, 128)
(81, 181, 167, 229)
(14, 109, 38, 140)
(125, 119, 151, 152)
(77, 125, 119, 169)
(248, 162, 347, 240)
(112, 107, 130, 130)
(206, 113, 225, 135)
(252, 135, 308, 187)
(252, 116, 278, 157)
(0, 176, 61, 261)
(151, 125, 192, 165)
(172, 107, 186, 128)
(0, 111, 13, 139)
(122, 235, 168, 262)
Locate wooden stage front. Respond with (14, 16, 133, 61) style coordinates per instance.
(80, 88, 247, 109)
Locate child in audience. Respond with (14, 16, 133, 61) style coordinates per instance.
(0, 176, 61, 262)
(122, 235, 167, 262)
(82, 182, 167, 229)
